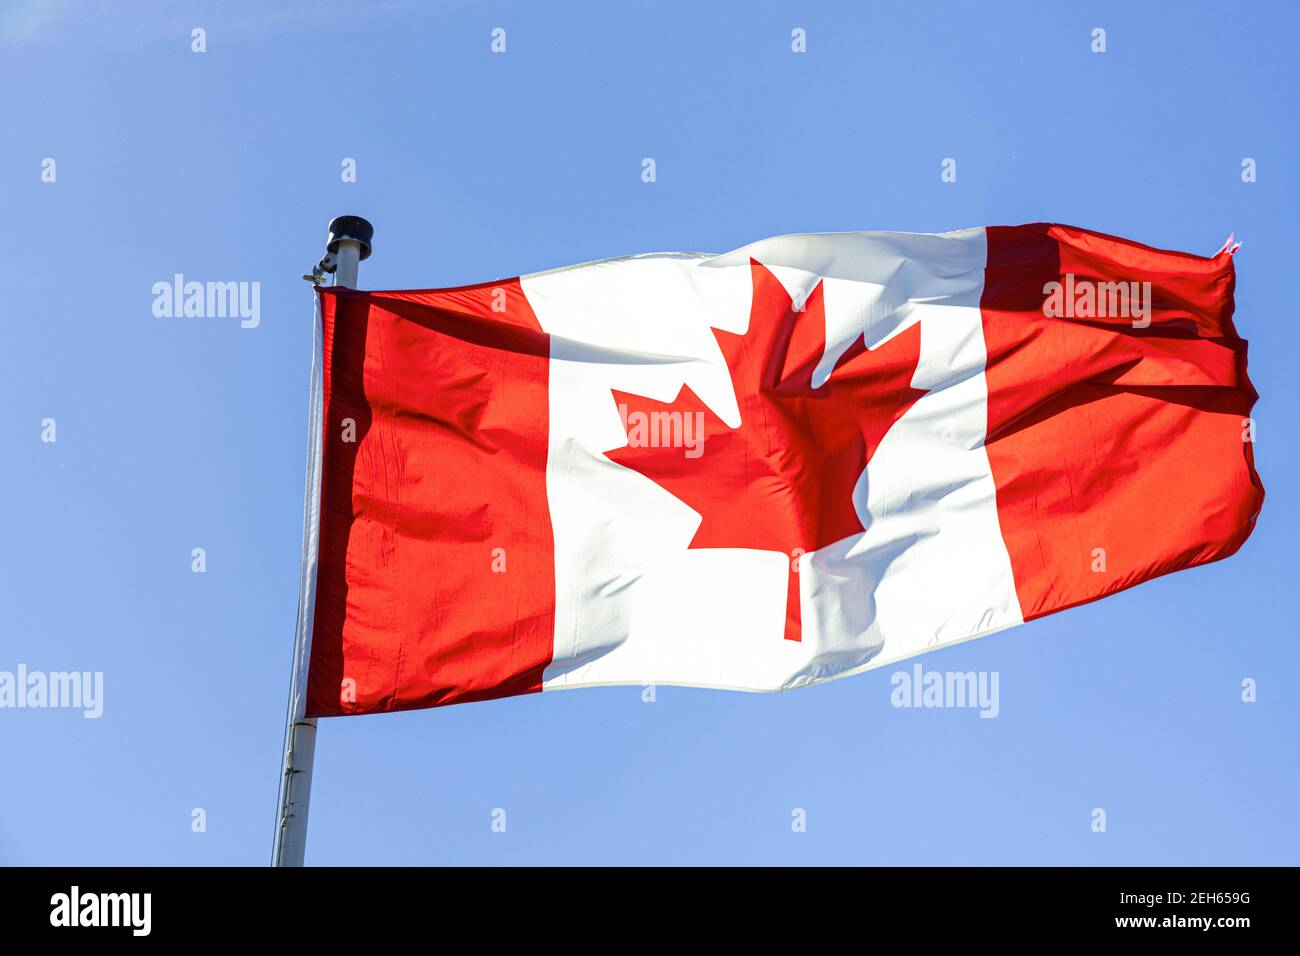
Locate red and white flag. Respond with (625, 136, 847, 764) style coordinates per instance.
(296, 223, 1262, 716)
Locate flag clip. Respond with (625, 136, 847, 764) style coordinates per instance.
(302, 251, 338, 285)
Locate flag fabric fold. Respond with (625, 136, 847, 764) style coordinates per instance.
(302, 224, 1262, 717)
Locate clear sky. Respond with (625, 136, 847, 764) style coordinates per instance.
(2, 0, 1296, 865)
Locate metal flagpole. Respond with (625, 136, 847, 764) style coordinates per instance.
(273, 216, 374, 866)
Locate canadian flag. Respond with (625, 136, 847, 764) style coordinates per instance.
(298, 223, 1262, 717)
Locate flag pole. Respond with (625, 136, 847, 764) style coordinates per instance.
(273, 215, 374, 867)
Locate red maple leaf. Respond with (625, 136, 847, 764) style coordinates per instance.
(606, 259, 927, 642)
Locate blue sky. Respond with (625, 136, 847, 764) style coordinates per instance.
(2, 0, 1296, 865)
